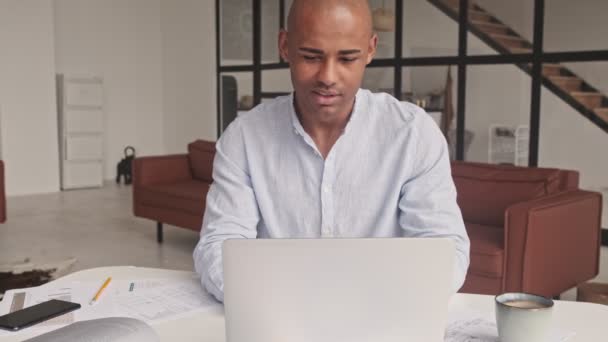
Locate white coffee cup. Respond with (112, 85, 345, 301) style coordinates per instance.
(495, 292, 554, 342)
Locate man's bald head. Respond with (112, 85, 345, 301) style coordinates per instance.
(287, 0, 373, 37)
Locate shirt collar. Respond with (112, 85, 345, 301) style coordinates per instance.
(289, 89, 364, 137)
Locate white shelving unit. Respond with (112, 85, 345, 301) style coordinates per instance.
(488, 124, 529, 166)
(57, 75, 104, 190)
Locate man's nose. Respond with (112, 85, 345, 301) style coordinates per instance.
(316, 59, 337, 88)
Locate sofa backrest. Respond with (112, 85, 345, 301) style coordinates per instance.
(451, 161, 577, 227)
(188, 140, 216, 183)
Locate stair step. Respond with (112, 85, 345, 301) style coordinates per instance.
(594, 108, 608, 122)
(549, 76, 583, 92)
(489, 33, 528, 48)
(542, 64, 563, 76)
(468, 9, 493, 22)
(571, 92, 604, 109)
(528, 63, 564, 76)
(472, 20, 510, 34)
(508, 47, 532, 54)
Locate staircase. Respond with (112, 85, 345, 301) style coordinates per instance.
(429, 0, 608, 133)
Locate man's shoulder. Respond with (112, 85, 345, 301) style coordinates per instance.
(234, 95, 292, 129)
(219, 95, 292, 150)
(363, 90, 434, 130)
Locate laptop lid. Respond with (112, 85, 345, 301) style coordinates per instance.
(223, 238, 455, 342)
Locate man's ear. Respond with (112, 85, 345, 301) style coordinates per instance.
(278, 29, 290, 63)
(366, 33, 378, 65)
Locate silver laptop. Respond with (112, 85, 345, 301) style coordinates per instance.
(223, 238, 455, 342)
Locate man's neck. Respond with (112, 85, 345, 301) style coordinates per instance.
(294, 95, 355, 159)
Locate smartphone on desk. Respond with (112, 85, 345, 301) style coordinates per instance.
(0, 299, 81, 331)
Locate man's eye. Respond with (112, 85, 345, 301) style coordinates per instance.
(303, 55, 319, 61)
(341, 57, 357, 63)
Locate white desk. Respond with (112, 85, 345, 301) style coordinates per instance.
(1, 266, 607, 341)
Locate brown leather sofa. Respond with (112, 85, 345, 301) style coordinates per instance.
(0, 161, 6, 223)
(132, 140, 215, 242)
(453, 161, 602, 298)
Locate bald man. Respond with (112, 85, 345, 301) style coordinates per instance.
(194, 0, 470, 302)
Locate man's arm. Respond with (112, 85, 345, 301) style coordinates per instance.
(398, 112, 470, 293)
(193, 120, 260, 302)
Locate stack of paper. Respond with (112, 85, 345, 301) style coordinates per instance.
(0, 276, 220, 337)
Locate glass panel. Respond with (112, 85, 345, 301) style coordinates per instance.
(465, 64, 531, 164)
(261, 0, 281, 63)
(539, 61, 608, 190)
(220, 0, 253, 66)
(369, 0, 395, 58)
(362, 67, 394, 94)
(284, 0, 293, 28)
(467, 0, 534, 56)
(402, 65, 459, 158)
(402, 0, 457, 57)
(545, 0, 608, 52)
(262, 69, 293, 96)
(219, 72, 253, 133)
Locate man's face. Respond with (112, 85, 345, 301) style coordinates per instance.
(279, 8, 377, 120)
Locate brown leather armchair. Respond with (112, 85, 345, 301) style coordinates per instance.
(452, 162, 602, 298)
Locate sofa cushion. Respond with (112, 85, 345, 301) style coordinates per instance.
(452, 162, 562, 226)
(188, 140, 216, 183)
(139, 180, 210, 216)
(466, 222, 504, 278)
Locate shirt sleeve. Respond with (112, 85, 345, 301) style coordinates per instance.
(193, 119, 260, 302)
(397, 109, 470, 293)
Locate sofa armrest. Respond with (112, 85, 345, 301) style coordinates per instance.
(133, 154, 193, 186)
(504, 190, 602, 296)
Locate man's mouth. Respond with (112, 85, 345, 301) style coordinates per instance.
(312, 90, 341, 105)
(313, 90, 339, 96)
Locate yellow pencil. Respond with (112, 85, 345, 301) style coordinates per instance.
(89, 277, 112, 305)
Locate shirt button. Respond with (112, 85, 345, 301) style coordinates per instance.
(323, 186, 330, 193)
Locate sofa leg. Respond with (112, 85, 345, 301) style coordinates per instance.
(157, 222, 163, 243)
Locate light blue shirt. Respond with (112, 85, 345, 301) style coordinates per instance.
(194, 89, 470, 301)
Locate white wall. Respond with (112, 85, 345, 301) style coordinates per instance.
(539, 88, 608, 189)
(544, 0, 607, 53)
(0, 0, 61, 196)
(161, 0, 217, 153)
(402, 0, 458, 57)
(54, 0, 165, 180)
